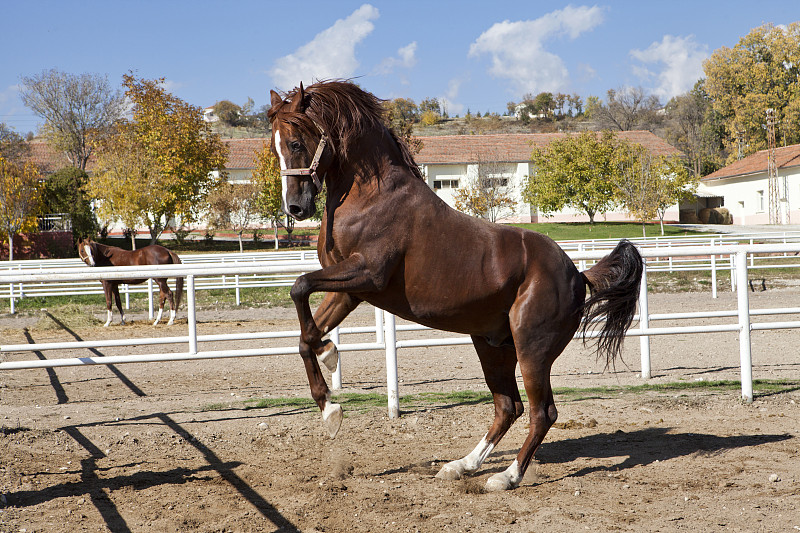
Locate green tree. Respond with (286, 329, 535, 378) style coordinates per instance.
(703, 22, 800, 162)
(19, 69, 125, 171)
(614, 142, 696, 236)
(88, 74, 229, 245)
(213, 100, 242, 126)
(40, 166, 98, 241)
(0, 157, 42, 260)
(525, 131, 621, 223)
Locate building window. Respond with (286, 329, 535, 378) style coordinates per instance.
(756, 190, 764, 212)
(433, 179, 460, 189)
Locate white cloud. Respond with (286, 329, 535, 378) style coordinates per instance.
(630, 35, 708, 101)
(440, 77, 467, 116)
(270, 4, 379, 90)
(468, 5, 605, 96)
(376, 42, 417, 74)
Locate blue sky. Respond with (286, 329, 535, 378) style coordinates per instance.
(1, 1, 797, 134)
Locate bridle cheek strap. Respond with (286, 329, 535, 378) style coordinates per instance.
(279, 127, 328, 193)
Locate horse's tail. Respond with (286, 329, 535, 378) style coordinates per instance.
(169, 250, 184, 311)
(580, 239, 643, 367)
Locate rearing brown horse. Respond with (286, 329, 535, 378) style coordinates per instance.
(77, 238, 184, 327)
(269, 80, 642, 491)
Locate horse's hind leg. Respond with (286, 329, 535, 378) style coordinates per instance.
(437, 336, 523, 481)
(152, 279, 174, 325)
(102, 282, 114, 327)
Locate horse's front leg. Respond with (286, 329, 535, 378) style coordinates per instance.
(290, 255, 380, 438)
(153, 278, 174, 325)
(312, 292, 362, 372)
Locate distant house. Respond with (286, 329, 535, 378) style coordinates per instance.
(203, 106, 219, 123)
(699, 143, 800, 225)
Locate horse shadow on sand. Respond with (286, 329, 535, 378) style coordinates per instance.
(377, 426, 792, 483)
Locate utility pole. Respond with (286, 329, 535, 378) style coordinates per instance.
(766, 108, 781, 224)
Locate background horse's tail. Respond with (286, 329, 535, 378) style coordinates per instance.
(169, 250, 184, 311)
(580, 239, 643, 367)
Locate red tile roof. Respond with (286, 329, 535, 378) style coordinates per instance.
(414, 130, 680, 164)
(222, 138, 270, 169)
(27, 140, 77, 173)
(24, 131, 681, 174)
(702, 144, 800, 182)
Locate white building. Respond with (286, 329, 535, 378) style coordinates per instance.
(698, 144, 800, 225)
(413, 131, 682, 223)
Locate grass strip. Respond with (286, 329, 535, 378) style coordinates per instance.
(201, 379, 800, 412)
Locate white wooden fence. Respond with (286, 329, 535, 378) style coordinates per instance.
(2, 243, 800, 415)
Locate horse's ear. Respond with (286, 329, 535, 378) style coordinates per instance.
(287, 82, 306, 113)
(270, 90, 282, 109)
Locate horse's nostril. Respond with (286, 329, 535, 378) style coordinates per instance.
(288, 204, 302, 216)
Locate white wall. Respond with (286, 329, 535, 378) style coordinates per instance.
(701, 167, 800, 225)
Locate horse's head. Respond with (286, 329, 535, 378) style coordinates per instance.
(268, 83, 332, 221)
(77, 238, 96, 267)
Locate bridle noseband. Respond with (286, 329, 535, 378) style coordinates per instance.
(279, 121, 328, 193)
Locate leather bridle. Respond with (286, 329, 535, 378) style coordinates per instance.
(279, 121, 328, 193)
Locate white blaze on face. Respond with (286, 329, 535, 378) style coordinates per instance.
(274, 130, 289, 211)
(84, 245, 95, 266)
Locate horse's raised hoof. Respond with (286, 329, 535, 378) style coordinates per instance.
(322, 401, 343, 438)
(318, 340, 339, 372)
(435, 460, 467, 481)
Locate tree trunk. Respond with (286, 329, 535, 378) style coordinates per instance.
(273, 222, 279, 250)
(237, 232, 244, 253)
(642, 222, 646, 239)
(587, 209, 596, 224)
(130, 231, 136, 250)
(8, 233, 14, 261)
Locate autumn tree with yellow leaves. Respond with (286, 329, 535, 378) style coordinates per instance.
(0, 157, 42, 260)
(703, 22, 800, 162)
(88, 74, 228, 245)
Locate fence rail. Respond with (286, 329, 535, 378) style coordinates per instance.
(3, 242, 800, 415)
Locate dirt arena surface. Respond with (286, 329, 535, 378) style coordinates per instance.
(1, 289, 800, 532)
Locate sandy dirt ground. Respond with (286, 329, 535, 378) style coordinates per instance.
(1, 289, 800, 532)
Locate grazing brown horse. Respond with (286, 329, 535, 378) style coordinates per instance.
(268, 80, 643, 491)
(77, 238, 184, 327)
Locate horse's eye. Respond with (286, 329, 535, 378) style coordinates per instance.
(290, 140, 303, 152)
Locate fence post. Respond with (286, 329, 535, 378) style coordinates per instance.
(384, 311, 399, 418)
(639, 259, 651, 379)
(124, 284, 130, 310)
(331, 326, 342, 390)
(147, 278, 154, 321)
(710, 240, 718, 299)
(735, 250, 753, 403)
(9, 280, 15, 315)
(730, 254, 736, 292)
(374, 306, 384, 344)
(235, 274, 241, 306)
(187, 275, 198, 355)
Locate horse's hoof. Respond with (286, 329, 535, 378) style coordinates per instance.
(322, 402, 343, 438)
(485, 468, 520, 491)
(152, 320, 160, 326)
(435, 461, 466, 481)
(318, 340, 339, 372)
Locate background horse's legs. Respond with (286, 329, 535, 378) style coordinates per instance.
(101, 281, 116, 327)
(437, 337, 523, 481)
(153, 278, 174, 326)
(110, 282, 126, 325)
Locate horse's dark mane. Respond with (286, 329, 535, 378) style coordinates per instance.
(270, 80, 424, 180)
